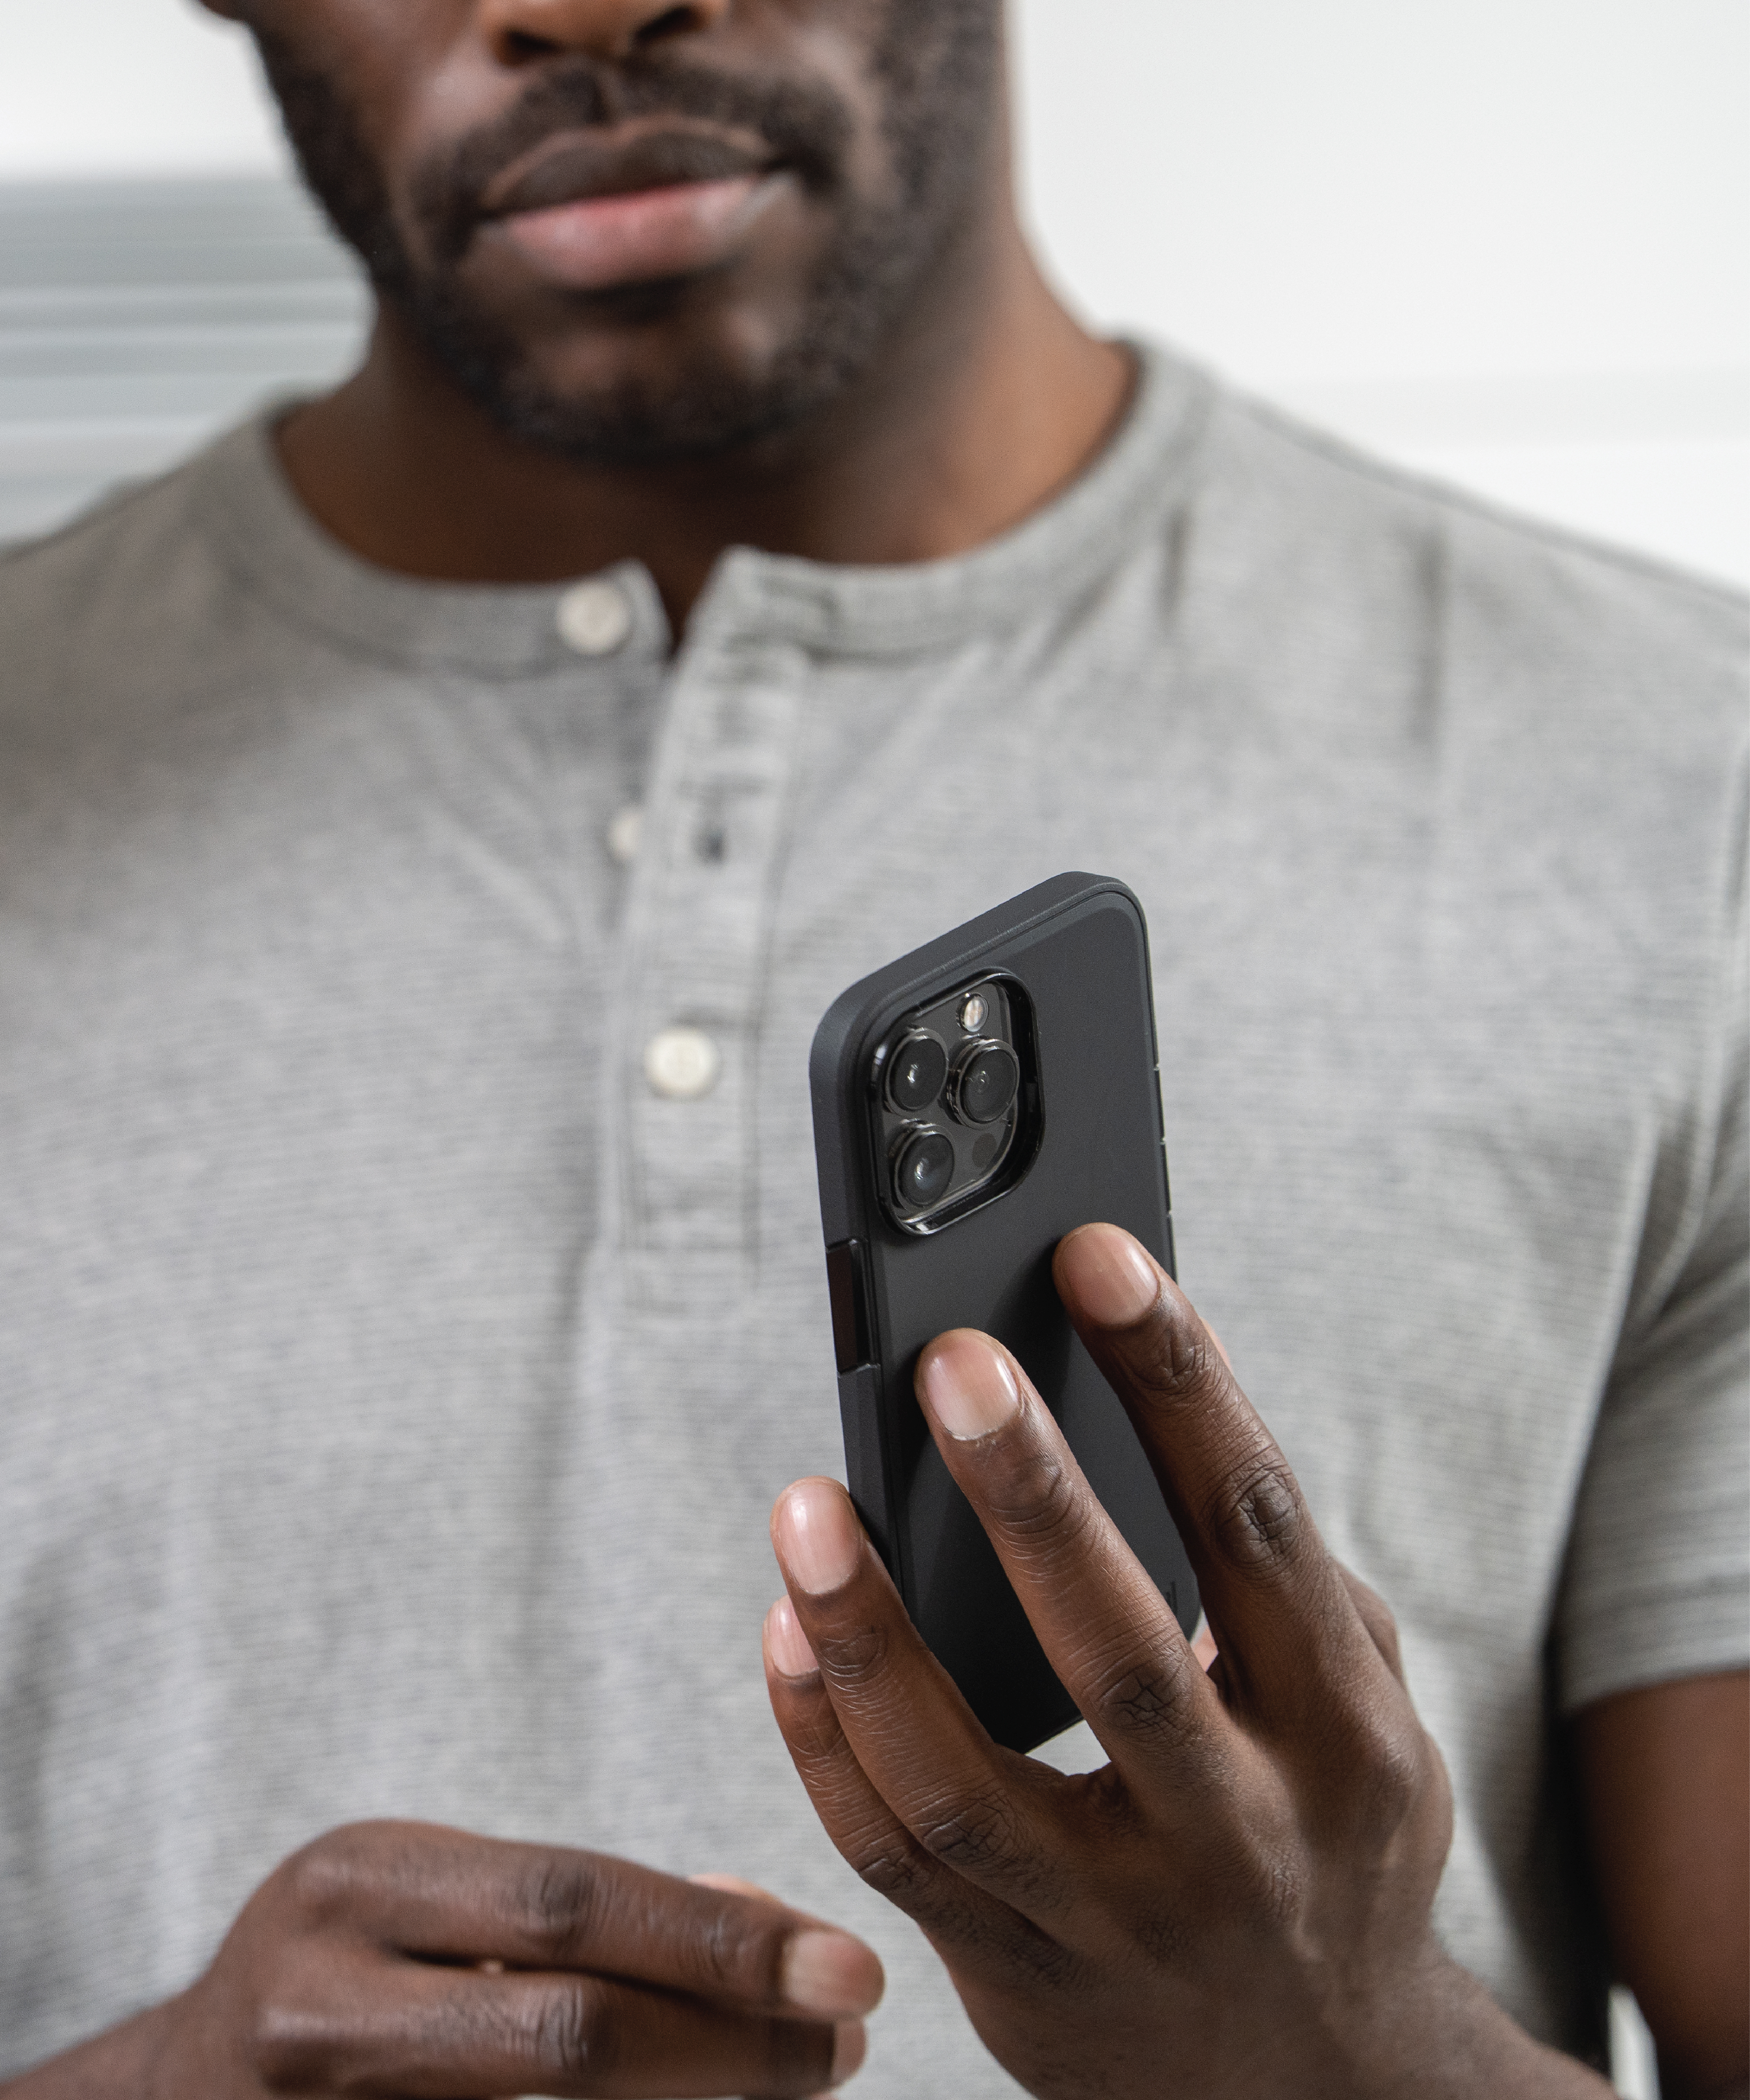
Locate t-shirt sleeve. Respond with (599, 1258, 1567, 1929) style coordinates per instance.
(1556, 804, 1750, 1717)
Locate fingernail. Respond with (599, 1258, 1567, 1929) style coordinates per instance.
(782, 1933, 884, 2018)
(832, 2019, 868, 2084)
(917, 1334, 1020, 1441)
(765, 1596, 819, 1678)
(776, 1481, 861, 1596)
(1063, 1223, 1159, 1327)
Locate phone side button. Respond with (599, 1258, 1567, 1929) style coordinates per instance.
(825, 1238, 873, 1373)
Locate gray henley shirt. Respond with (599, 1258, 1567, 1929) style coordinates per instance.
(0, 344, 1745, 2085)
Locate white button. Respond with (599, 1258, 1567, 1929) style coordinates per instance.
(605, 803, 643, 865)
(643, 1026, 721, 1101)
(556, 578, 633, 657)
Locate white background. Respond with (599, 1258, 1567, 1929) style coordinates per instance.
(1, 0, 1745, 584)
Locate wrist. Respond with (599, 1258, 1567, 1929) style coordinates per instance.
(1349, 1946, 1613, 2100)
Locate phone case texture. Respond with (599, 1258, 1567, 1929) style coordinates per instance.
(810, 873, 1199, 1752)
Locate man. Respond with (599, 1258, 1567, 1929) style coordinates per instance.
(0, 0, 1743, 2092)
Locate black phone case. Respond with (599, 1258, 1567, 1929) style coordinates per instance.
(809, 872, 1199, 1753)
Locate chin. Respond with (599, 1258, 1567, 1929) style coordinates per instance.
(486, 363, 845, 465)
(417, 291, 874, 466)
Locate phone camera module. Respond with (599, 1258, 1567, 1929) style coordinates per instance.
(893, 1126, 955, 1210)
(886, 1031, 947, 1113)
(871, 979, 1038, 1234)
(948, 1040, 1020, 1126)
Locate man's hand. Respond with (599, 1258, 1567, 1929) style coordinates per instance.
(5, 1824, 881, 2098)
(763, 1223, 1608, 2099)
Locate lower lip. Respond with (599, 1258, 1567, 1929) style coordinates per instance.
(495, 172, 783, 291)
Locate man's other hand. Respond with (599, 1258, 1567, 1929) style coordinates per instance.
(764, 1223, 1609, 2099)
(5, 1825, 880, 2097)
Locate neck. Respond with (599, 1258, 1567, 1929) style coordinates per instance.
(275, 197, 1131, 634)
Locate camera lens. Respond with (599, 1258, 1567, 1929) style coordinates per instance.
(886, 1032, 947, 1113)
(950, 1041, 1020, 1126)
(893, 1128, 956, 1210)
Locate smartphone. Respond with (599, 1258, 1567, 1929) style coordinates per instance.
(809, 872, 1199, 1753)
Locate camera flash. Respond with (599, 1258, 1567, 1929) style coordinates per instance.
(959, 992, 988, 1034)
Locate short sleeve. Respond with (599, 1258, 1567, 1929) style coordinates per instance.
(1556, 795, 1750, 1716)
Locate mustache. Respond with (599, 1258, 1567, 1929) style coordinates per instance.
(414, 57, 854, 262)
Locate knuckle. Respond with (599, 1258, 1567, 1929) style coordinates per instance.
(1093, 1645, 1199, 1743)
(811, 1618, 891, 1685)
(854, 1834, 938, 1907)
(279, 1831, 367, 1928)
(1344, 1712, 1431, 1833)
(249, 1974, 343, 2090)
(915, 1787, 1023, 1877)
(696, 1900, 784, 2003)
(984, 1441, 1084, 1551)
(522, 1853, 608, 1960)
(534, 1979, 619, 2084)
(848, 1825, 1039, 1961)
(1126, 1308, 1225, 1409)
(843, 1822, 1071, 1986)
(787, 1697, 853, 1767)
(1204, 1448, 1306, 1578)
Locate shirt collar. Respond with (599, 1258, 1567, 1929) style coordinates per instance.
(194, 341, 1212, 677)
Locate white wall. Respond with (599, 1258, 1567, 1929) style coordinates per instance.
(0, 0, 1744, 584)
(0, 0, 287, 178)
(1012, 0, 1750, 586)
(1016, 0, 1747, 383)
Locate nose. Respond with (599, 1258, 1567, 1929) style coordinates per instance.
(479, 0, 732, 65)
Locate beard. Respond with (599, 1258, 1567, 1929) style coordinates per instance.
(253, 3, 1002, 465)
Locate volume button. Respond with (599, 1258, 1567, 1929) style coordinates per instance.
(825, 1239, 873, 1373)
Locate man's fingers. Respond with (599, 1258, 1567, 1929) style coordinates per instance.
(912, 1331, 1223, 1777)
(277, 1822, 882, 2020)
(686, 1869, 884, 2018)
(768, 1480, 1079, 1929)
(256, 1949, 858, 2098)
(761, 1596, 1039, 1974)
(1051, 1224, 1382, 1722)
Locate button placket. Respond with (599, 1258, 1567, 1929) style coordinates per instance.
(643, 1024, 720, 1100)
(605, 803, 644, 865)
(556, 577, 635, 658)
(617, 642, 805, 1286)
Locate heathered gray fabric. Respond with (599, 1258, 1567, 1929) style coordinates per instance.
(0, 344, 1745, 2083)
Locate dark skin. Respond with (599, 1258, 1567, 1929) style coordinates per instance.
(8, 1, 1744, 2093)
(246, 0, 1133, 626)
(1582, 1675, 1750, 2100)
(5, 1827, 882, 2096)
(765, 1228, 1750, 2099)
